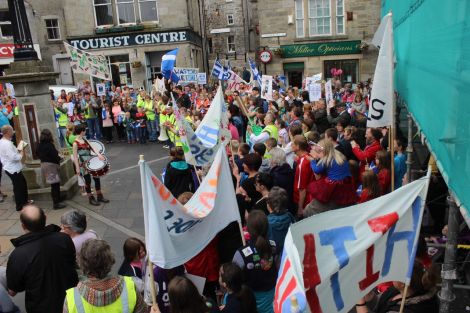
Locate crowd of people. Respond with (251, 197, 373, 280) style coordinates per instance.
(0, 74, 444, 313)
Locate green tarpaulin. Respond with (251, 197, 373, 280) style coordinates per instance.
(381, 0, 470, 222)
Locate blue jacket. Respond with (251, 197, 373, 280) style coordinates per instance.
(268, 212, 295, 253)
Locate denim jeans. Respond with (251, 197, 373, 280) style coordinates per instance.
(147, 119, 158, 141)
(127, 129, 136, 142)
(86, 118, 101, 140)
(57, 127, 67, 148)
(136, 127, 146, 144)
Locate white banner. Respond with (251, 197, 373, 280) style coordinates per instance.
(63, 42, 111, 80)
(174, 67, 198, 85)
(261, 75, 273, 101)
(367, 13, 394, 128)
(325, 79, 333, 103)
(309, 83, 322, 102)
(141, 147, 241, 268)
(226, 70, 252, 92)
(274, 174, 430, 313)
(197, 73, 207, 85)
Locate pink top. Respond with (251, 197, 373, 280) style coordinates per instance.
(229, 123, 240, 141)
(72, 230, 98, 255)
(112, 105, 122, 124)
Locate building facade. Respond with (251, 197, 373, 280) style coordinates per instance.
(257, 0, 380, 87)
(0, 0, 205, 90)
(204, 0, 259, 70)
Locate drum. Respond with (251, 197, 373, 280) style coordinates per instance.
(84, 156, 110, 177)
(88, 140, 106, 156)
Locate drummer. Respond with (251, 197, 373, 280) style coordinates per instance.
(247, 113, 279, 145)
(72, 124, 110, 206)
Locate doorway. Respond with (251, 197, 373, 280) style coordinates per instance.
(145, 51, 167, 91)
(283, 62, 304, 88)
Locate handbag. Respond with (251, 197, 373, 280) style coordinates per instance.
(41, 162, 60, 184)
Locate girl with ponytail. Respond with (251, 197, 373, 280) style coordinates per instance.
(232, 210, 278, 313)
(219, 262, 258, 313)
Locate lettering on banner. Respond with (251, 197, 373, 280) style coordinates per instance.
(189, 134, 215, 164)
(197, 126, 219, 146)
(164, 210, 201, 234)
(300, 196, 422, 312)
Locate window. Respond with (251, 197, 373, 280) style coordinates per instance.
(208, 38, 213, 54)
(336, 0, 345, 34)
(227, 14, 234, 25)
(227, 36, 235, 53)
(116, 0, 136, 24)
(295, 0, 304, 38)
(0, 10, 13, 39)
(93, 0, 113, 26)
(108, 54, 132, 87)
(324, 59, 359, 83)
(308, 0, 331, 36)
(45, 19, 61, 40)
(139, 0, 158, 22)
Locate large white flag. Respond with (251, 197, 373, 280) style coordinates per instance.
(367, 13, 394, 128)
(274, 173, 430, 313)
(141, 147, 241, 268)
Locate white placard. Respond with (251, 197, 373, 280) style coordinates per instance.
(197, 73, 207, 85)
(261, 75, 273, 101)
(96, 83, 106, 96)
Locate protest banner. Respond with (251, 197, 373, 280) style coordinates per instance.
(174, 67, 198, 85)
(197, 72, 207, 85)
(140, 147, 241, 268)
(325, 79, 333, 103)
(261, 75, 273, 101)
(367, 13, 394, 128)
(63, 42, 110, 80)
(226, 70, 252, 92)
(274, 173, 430, 313)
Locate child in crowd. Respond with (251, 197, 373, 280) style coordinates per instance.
(253, 143, 270, 173)
(117, 237, 146, 292)
(70, 107, 84, 126)
(101, 103, 114, 143)
(235, 143, 250, 175)
(135, 106, 147, 144)
(358, 170, 381, 203)
(394, 138, 407, 189)
(264, 138, 277, 159)
(275, 118, 289, 147)
(123, 111, 136, 144)
(375, 150, 391, 194)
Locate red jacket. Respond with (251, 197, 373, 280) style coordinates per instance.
(352, 140, 383, 175)
(378, 168, 391, 195)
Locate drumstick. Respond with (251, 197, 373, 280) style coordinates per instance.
(83, 137, 101, 156)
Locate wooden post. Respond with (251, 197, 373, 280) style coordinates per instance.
(398, 284, 409, 313)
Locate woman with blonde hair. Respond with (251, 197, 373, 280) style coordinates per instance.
(307, 139, 357, 206)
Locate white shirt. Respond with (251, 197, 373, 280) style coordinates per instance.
(0, 138, 23, 173)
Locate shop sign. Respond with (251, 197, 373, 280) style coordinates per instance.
(280, 40, 361, 58)
(68, 30, 199, 51)
(174, 67, 198, 85)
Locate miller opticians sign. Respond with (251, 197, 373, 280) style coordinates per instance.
(280, 40, 362, 58)
(68, 30, 197, 50)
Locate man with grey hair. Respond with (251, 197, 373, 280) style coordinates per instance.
(60, 209, 98, 255)
(266, 187, 295, 253)
(0, 124, 30, 211)
(269, 148, 295, 215)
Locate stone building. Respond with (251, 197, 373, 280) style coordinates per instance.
(0, 0, 205, 90)
(257, 0, 380, 87)
(204, 0, 259, 70)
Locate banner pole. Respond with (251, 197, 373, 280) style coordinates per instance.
(238, 220, 246, 246)
(390, 124, 395, 191)
(147, 258, 158, 307)
(398, 284, 409, 313)
(193, 164, 202, 184)
(406, 113, 413, 183)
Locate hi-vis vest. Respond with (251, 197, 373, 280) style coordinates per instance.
(54, 108, 68, 127)
(263, 124, 279, 141)
(65, 276, 137, 313)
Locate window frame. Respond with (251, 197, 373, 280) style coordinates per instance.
(0, 22, 12, 39)
(138, 0, 159, 23)
(227, 14, 234, 26)
(295, 0, 305, 38)
(227, 35, 235, 53)
(116, 0, 137, 25)
(93, 0, 114, 28)
(44, 18, 61, 41)
(335, 0, 345, 35)
(308, 0, 332, 37)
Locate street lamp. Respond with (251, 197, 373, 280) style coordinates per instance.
(8, 0, 38, 61)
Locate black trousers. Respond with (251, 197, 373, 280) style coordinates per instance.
(5, 171, 28, 211)
(102, 126, 113, 142)
(83, 174, 101, 194)
(51, 182, 61, 204)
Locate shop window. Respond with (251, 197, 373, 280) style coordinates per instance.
(139, 0, 158, 22)
(116, 0, 136, 24)
(0, 10, 13, 39)
(308, 0, 331, 36)
(45, 19, 61, 40)
(227, 14, 234, 25)
(227, 36, 235, 53)
(324, 59, 359, 84)
(336, 0, 345, 34)
(93, 0, 113, 27)
(108, 54, 132, 87)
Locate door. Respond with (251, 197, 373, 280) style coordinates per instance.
(145, 51, 166, 91)
(287, 70, 303, 88)
(57, 58, 74, 85)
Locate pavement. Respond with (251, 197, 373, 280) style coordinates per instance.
(0, 141, 170, 311)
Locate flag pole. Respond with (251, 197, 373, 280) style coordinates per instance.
(139, 154, 158, 307)
(398, 285, 409, 313)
